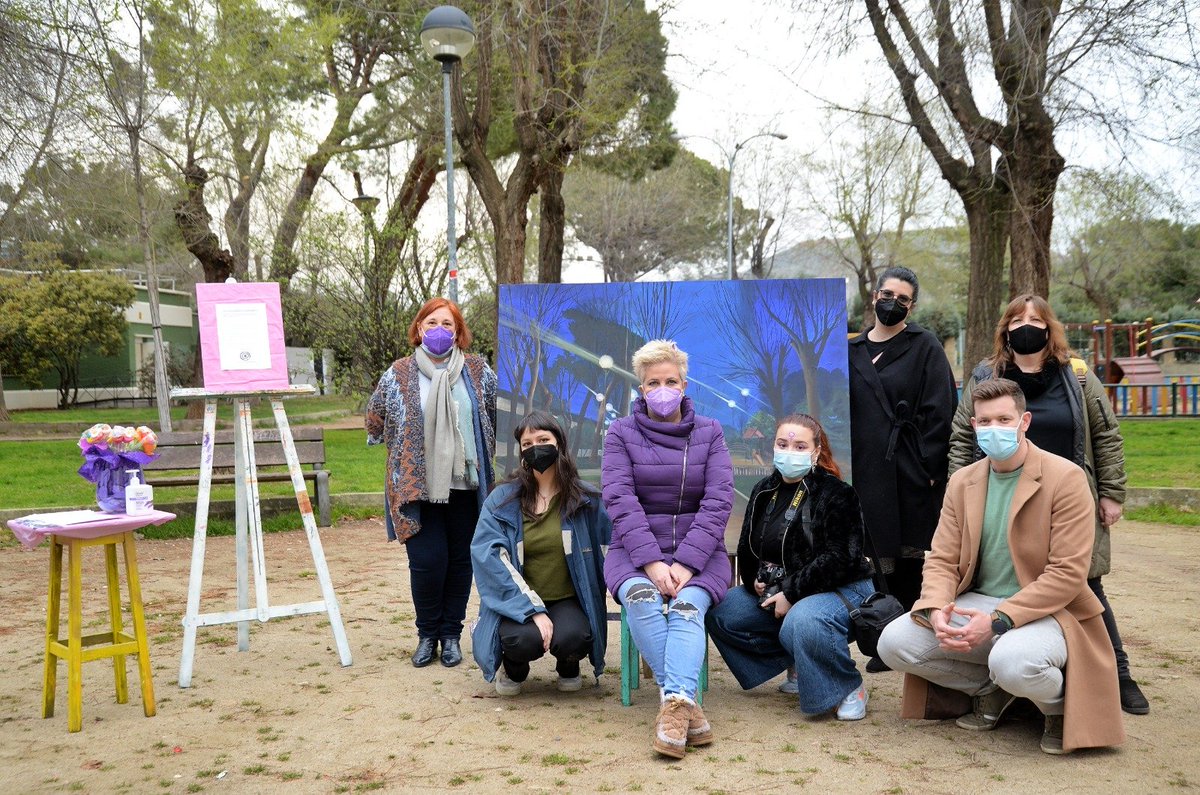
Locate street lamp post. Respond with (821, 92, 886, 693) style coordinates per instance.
(725, 131, 787, 280)
(420, 6, 476, 305)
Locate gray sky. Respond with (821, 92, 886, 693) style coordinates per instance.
(654, 1, 1198, 225)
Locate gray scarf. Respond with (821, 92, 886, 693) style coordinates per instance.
(415, 346, 467, 502)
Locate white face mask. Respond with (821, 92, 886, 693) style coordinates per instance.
(774, 449, 813, 479)
(976, 425, 1020, 460)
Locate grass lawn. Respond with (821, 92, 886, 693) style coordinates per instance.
(0, 429, 384, 509)
(7, 394, 360, 425)
(1, 416, 1195, 524)
(1117, 418, 1200, 488)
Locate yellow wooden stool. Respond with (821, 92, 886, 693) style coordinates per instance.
(43, 530, 156, 732)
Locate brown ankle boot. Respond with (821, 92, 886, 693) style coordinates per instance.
(686, 701, 713, 746)
(651, 695, 690, 759)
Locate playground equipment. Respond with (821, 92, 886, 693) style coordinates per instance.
(1065, 319, 1200, 417)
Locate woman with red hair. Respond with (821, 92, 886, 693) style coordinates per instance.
(365, 298, 497, 669)
(707, 414, 877, 721)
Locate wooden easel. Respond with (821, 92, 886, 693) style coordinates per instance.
(171, 385, 352, 688)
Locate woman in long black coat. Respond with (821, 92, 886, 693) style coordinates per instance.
(848, 267, 957, 619)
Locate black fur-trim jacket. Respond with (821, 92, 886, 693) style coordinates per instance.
(736, 467, 874, 604)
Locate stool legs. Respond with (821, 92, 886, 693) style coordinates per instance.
(42, 532, 156, 732)
(105, 543, 129, 704)
(41, 538, 62, 719)
(123, 532, 156, 717)
(66, 539, 84, 732)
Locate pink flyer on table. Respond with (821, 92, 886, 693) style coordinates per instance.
(196, 282, 289, 391)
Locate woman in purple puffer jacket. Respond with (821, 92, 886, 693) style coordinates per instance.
(602, 339, 734, 760)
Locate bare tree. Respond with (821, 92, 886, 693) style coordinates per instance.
(564, 152, 727, 282)
(803, 106, 940, 328)
(1054, 167, 1176, 320)
(81, 0, 172, 430)
(269, 0, 421, 284)
(452, 0, 676, 288)
(759, 280, 843, 417)
(805, 0, 1200, 365)
(0, 0, 80, 231)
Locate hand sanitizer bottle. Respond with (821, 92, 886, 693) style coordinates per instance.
(125, 469, 154, 516)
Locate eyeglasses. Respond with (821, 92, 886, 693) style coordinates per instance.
(877, 289, 914, 308)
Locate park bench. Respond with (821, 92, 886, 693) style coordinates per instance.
(142, 427, 331, 527)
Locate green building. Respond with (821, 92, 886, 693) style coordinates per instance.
(3, 284, 197, 410)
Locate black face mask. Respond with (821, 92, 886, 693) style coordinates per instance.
(521, 444, 559, 473)
(1008, 323, 1050, 355)
(874, 299, 909, 328)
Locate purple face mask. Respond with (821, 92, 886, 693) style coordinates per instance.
(645, 386, 683, 418)
(422, 326, 454, 356)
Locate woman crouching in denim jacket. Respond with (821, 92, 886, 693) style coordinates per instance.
(707, 413, 876, 720)
(471, 412, 611, 695)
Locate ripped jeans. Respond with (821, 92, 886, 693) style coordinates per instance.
(618, 577, 712, 701)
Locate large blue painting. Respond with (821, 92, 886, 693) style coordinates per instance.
(496, 280, 849, 543)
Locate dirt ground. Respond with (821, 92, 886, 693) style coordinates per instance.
(1, 517, 1197, 794)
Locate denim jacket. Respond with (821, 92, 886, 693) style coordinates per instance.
(470, 482, 612, 682)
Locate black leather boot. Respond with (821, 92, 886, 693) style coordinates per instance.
(440, 637, 462, 667)
(412, 637, 438, 668)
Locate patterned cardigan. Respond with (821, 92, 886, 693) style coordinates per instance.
(365, 353, 497, 542)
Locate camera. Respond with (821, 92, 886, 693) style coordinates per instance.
(756, 562, 786, 606)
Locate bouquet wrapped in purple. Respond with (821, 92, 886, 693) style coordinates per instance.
(77, 424, 160, 512)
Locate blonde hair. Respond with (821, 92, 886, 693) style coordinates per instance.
(631, 339, 689, 382)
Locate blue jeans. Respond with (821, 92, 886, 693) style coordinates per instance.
(707, 578, 875, 715)
(618, 578, 712, 701)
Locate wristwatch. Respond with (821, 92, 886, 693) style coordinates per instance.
(991, 611, 1013, 636)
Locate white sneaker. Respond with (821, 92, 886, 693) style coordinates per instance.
(836, 685, 868, 721)
(495, 670, 522, 696)
(557, 675, 583, 692)
(778, 670, 799, 694)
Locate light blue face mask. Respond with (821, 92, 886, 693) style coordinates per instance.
(774, 449, 813, 480)
(976, 425, 1020, 461)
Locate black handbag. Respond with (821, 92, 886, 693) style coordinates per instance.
(835, 589, 905, 659)
(805, 501, 904, 658)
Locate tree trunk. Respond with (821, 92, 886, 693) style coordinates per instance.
(963, 189, 1011, 369)
(224, 177, 253, 280)
(797, 348, 822, 418)
(129, 126, 173, 432)
(494, 199, 530, 286)
(538, 166, 566, 284)
(174, 161, 236, 420)
(1007, 128, 1063, 298)
(379, 138, 440, 305)
(0, 361, 9, 422)
(175, 163, 235, 283)
(751, 215, 775, 279)
(270, 89, 365, 284)
(858, 246, 877, 332)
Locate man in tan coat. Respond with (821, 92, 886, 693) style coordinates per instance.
(878, 378, 1125, 754)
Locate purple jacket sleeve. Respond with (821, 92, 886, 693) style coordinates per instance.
(601, 425, 662, 570)
(674, 424, 734, 573)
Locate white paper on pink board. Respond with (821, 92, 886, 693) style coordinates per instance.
(196, 282, 289, 390)
(215, 303, 271, 370)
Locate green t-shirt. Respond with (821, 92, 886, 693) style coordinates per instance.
(976, 467, 1023, 599)
(522, 494, 575, 603)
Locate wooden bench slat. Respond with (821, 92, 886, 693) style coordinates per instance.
(146, 471, 321, 486)
(139, 428, 332, 526)
(146, 441, 325, 471)
(155, 427, 324, 446)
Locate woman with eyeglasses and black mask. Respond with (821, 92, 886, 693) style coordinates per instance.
(848, 267, 958, 672)
(471, 412, 611, 697)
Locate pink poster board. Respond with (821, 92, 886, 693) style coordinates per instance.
(196, 282, 290, 391)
